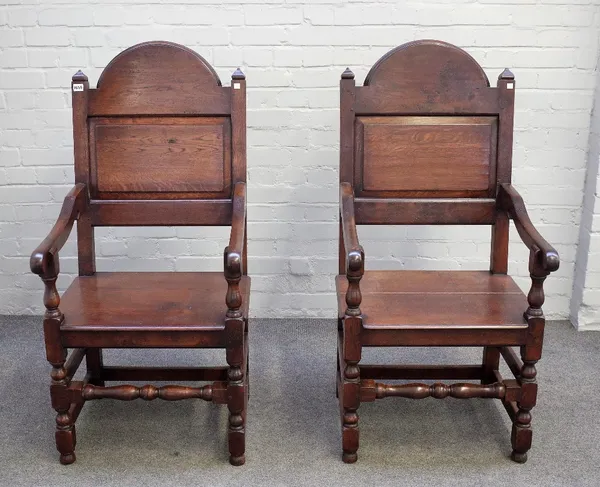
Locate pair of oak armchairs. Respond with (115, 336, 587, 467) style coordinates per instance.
(30, 40, 559, 466)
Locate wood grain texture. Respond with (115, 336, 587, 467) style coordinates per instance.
(91, 117, 229, 196)
(354, 87, 499, 115)
(32, 43, 249, 466)
(364, 40, 489, 90)
(335, 40, 532, 464)
(336, 271, 527, 329)
(82, 383, 214, 402)
(355, 40, 493, 115)
(59, 272, 250, 331)
(362, 380, 506, 400)
(89, 199, 232, 226)
(30, 183, 85, 278)
(336, 42, 556, 464)
(357, 116, 497, 197)
(71, 71, 95, 276)
(339, 68, 356, 184)
(353, 198, 496, 225)
(499, 183, 560, 273)
(88, 41, 229, 116)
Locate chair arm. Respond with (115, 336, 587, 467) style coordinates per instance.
(498, 183, 560, 274)
(224, 182, 246, 317)
(30, 183, 86, 279)
(340, 182, 364, 316)
(340, 183, 364, 274)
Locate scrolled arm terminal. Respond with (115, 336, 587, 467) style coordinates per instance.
(498, 183, 559, 274)
(30, 183, 86, 279)
(224, 182, 247, 316)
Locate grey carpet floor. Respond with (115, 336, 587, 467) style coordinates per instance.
(1, 317, 599, 487)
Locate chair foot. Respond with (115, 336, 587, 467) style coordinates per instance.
(342, 452, 357, 463)
(511, 450, 527, 463)
(229, 454, 245, 466)
(59, 452, 76, 465)
(341, 415, 359, 464)
(55, 411, 77, 466)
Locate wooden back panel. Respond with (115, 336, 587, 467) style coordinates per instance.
(71, 42, 246, 274)
(339, 40, 515, 272)
(355, 115, 497, 199)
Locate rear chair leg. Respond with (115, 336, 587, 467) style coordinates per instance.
(86, 348, 104, 387)
(481, 346, 500, 384)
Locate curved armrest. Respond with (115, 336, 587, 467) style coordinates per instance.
(340, 183, 364, 317)
(224, 182, 246, 279)
(340, 182, 364, 276)
(30, 183, 86, 279)
(224, 182, 246, 317)
(498, 183, 559, 273)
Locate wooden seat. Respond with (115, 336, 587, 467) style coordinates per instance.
(336, 271, 527, 329)
(30, 42, 249, 466)
(336, 40, 560, 464)
(61, 273, 250, 332)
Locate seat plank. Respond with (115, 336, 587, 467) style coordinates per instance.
(336, 271, 527, 329)
(60, 272, 250, 332)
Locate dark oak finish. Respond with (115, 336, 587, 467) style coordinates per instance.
(336, 40, 559, 464)
(360, 380, 506, 401)
(90, 117, 231, 198)
(30, 42, 249, 466)
(60, 273, 250, 332)
(356, 116, 497, 198)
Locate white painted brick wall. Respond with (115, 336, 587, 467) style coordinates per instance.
(1, 1, 599, 321)
(572, 41, 600, 329)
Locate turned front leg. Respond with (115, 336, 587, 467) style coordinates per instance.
(43, 276, 76, 465)
(224, 249, 246, 467)
(341, 247, 363, 463)
(341, 314, 361, 464)
(512, 249, 547, 463)
(511, 359, 537, 463)
(226, 317, 245, 466)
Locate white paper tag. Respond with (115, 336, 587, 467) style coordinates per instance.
(72, 84, 84, 92)
(233, 83, 241, 90)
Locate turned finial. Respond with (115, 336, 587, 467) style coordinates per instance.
(72, 70, 88, 82)
(232, 67, 245, 80)
(342, 67, 355, 80)
(499, 68, 514, 80)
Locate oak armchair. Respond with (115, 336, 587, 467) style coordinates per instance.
(31, 42, 249, 466)
(336, 40, 559, 464)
